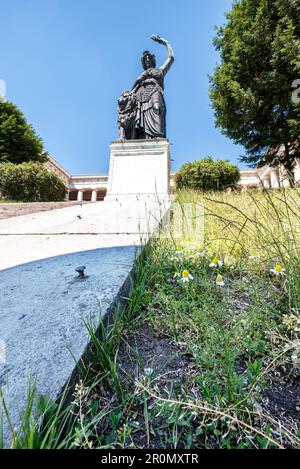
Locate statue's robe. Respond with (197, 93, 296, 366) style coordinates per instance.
(134, 68, 166, 139)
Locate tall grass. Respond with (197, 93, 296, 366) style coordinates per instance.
(176, 188, 300, 310)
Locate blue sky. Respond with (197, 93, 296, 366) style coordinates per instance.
(0, 0, 246, 175)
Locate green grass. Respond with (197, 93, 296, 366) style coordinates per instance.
(0, 199, 20, 203)
(1, 188, 300, 448)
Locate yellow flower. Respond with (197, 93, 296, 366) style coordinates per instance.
(195, 248, 206, 257)
(216, 274, 225, 287)
(270, 264, 285, 276)
(209, 257, 223, 268)
(181, 269, 194, 283)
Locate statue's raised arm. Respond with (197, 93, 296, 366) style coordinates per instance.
(151, 35, 175, 77)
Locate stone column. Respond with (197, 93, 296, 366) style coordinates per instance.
(91, 190, 97, 202)
(278, 165, 290, 188)
(270, 170, 280, 188)
(263, 177, 271, 189)
(77, 190, 84, 202)
(294, 160, 300, 185)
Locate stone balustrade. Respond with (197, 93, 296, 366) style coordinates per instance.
(45, 156, 300, 201)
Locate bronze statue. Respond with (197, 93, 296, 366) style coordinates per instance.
(118, 35, 175, 140)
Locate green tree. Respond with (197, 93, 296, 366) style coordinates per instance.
(210, 0, 300, 186)
(0, 162, 66, 202)
(175, 156, 240, 192)
(0, 101, 47, 164)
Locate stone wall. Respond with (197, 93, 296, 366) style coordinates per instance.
(0, 201, 86, 220)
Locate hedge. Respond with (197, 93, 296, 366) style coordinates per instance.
(0, 162, 67, 202)
(175, 156, 240, 192)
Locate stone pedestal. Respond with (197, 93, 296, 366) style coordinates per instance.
(105, 139, 171, 200)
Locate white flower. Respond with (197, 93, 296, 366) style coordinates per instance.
(216, 274, 225, 287)
(170, 246, 186, 262)
(144, 367, 154, 376)
(270, 264, 286, 276)
(209, 257, 223, 268)
(248, 255, 258, 260)
(181, 269, 194, 283)
(195, 248, 206, 257)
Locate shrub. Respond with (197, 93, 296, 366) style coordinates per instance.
(175, 156, 240, 192)
(0, 101, 47, 164)
(0, 162, 67, 202)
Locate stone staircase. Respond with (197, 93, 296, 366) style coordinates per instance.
(0, 201, 89, 220)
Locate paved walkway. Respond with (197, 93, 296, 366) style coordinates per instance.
(0, 197, 169, 270)
(0, 197, 170, 446)
(0, 246, 137, 446)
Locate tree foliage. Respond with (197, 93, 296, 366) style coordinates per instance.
(0, 162, 67, 202)
(210, 0, 300, 184)
(0, 101, 47, 164)
(175, 156, 240, 192)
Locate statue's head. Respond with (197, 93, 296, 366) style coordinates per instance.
(141, 51, 156, 70)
